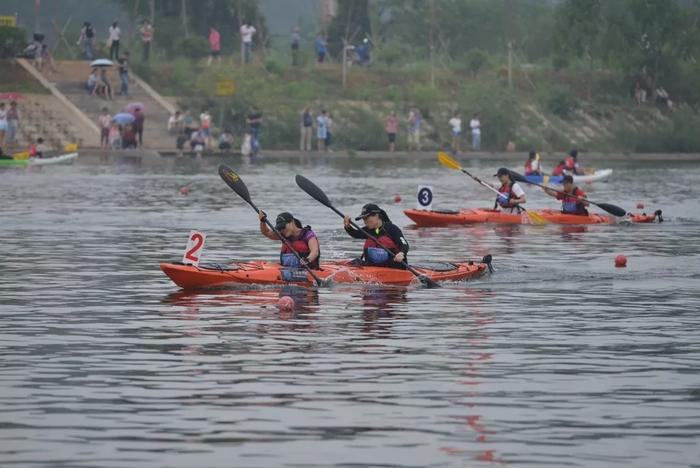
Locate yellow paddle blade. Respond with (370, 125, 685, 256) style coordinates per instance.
(64, 143, 78, 152)
(13, 151, 30, 160)
(525, 210, 548, 225)
(437, 151, 462, 171)
(543, 175, 549, 184)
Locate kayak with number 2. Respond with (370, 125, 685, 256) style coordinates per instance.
(404, 208, 663, 226)
(161, 259, 491, 290)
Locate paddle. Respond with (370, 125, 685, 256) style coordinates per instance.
(294, 174, 441, 289)
(506, 169, 627, 217)
(437, 151, 548, 225)
(218, 164, 326, 287)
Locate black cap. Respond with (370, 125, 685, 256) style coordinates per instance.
(569, 149, 578, 158)
(562, 175, 574, 184)
(275, 212, 295, 230)
(355, 203, 382, 221)
(494, 167, 510, 177)
(528, 150, 536, 158)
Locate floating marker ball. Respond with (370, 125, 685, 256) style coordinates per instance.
(636, 202, 645, 209)
(614, 255, 627, 268)
(278, 296, 295, 310)
(180, 186, 189, 196)
(394, 195, 402, 203)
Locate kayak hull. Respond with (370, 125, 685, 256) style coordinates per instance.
(161, 259, 489, 290)
(0, 152, 78, 168)
(525, 169, 613, 184)
(404, 208, 661, 226)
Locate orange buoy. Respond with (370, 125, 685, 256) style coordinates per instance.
(614, 255, 627, 268)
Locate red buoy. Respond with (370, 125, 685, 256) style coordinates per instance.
(180, 186, 189, 196)
(636, 202, 645, 209)
(394, 195, 402, 203)
(614, 254, 627, 268)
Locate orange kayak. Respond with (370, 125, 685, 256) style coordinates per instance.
(161, 259, 490, 290)
(404, 208, 662, 226)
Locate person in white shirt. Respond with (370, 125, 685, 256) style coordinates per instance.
(469, 113, 481, 150)
(167, 111, 183, 134)
(108, 21, 121, 60)
(448, 111, 461, 153)
(240, 22, 256, 64)
(493, 168, 526, 213)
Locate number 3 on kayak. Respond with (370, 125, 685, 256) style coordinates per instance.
(183, 230, 207, 266)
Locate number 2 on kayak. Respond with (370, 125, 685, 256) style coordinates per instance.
(183, 230, 207, 266)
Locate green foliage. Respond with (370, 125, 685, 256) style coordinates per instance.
(463, 49, 488, 77)
(624, 109, 700, 152)
(326, 0, 371, 56)
(0, 26, 26, 59)
(539, 85, 579, 117)
(552, 55, 569, 71)
(175, 36, 210, 60)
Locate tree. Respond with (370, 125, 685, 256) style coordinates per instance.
(326, 0, 371, 57)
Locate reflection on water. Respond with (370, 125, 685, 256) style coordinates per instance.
(2, 158, 700, 467)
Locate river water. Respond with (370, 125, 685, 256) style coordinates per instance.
(2, 155, 699, 467)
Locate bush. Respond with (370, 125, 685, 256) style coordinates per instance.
(0, 26, 27, 59)
(627, 109, 700, 152)
(463, 48, 488, 77)
(174, 36, 209, 60)
(552, 55, 569, 71)
(540, 84, 578, 117)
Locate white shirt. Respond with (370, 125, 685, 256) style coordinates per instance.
(240, 25, 256, 43)
(449, 117, 461, 133)
(109, 26, 121, 41)
(511, 182, 525, 198)
(470, 118, 481, 135)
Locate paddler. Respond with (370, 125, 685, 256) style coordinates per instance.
(543, 175, 589, 215)
(259, 211, 320, 269)
(551, 160, 567, 176)
(494, 168, 527, 212)
(343, 203, 409, 268)
(564, 149, 584, 175)
(524, 150, 542, 176)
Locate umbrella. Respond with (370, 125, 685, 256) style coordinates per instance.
(124, 102, 146, 114)
(112, 112, 135, 125)
(90, 58, 113, 67)
(0, 92, 25, 101)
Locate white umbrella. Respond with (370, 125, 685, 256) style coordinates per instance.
(90, 58, 113, 67)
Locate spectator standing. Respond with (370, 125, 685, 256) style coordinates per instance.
(469, 113, 481, 150)
(133, 107, 145, 148)
(207, 27, 221, 66)
(240, 21, 256, 64)
(167, 111, 183, 134)
(140, 20, 154, 61)
(385, 111, 398, 152)
(98, 69, 113, 100)
(108, 21, 121, 60)
(291, 26, 301, 66)
(6, 101, 19, 146)
(300, 106, 313, 151)
(183, 110, 197, 138)
(200, 109, 212, 148)
(0, 103, 7, 147)
(247, 106, 263, 154)
(316, 109, 328, 151)
(108, 122, 121, 149)
(98, 107, 111, 149)
(448, 111, 462, 153)
(117, 52, 129, 96)
(40, 44, 58, 74)
(325, 112, 334, 152)
(407, 108, 421, 151)
(77, 21, 95, 60)
(315, 33, 327, 63)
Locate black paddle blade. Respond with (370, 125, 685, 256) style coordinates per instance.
(295, 174, 332, 207)
(596, 202, 627, 217)
(420, 275, 441, 289)
(219, 164, 252, 205)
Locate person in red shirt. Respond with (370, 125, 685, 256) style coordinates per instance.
(207, 27, 221, 66)
(551, 160, 567, 176)
(543, 175, 589, 215)
(564, 149, 584, 175)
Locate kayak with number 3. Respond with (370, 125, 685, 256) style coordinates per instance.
(404, 208, 663, 226)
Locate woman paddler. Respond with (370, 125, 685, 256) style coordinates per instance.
(259, 211, 320, 269)
(494, 167, 527, 213)
(343, 203, 409, 269)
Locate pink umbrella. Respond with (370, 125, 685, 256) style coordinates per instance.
(124, 102, 147, 114)
(0, 92, 25, 101)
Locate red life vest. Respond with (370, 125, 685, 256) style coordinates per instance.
(29, 144, 37, 157)
(552, 164, 566, 176)
(280, 227, 319, 269)
(363, 228, 399, 264)
(557, 187, 588, 214)
(524, 159, 533, 175)
(496, 183, 518, 208)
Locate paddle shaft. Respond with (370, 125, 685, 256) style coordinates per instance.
(459, 167, 532, 212)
